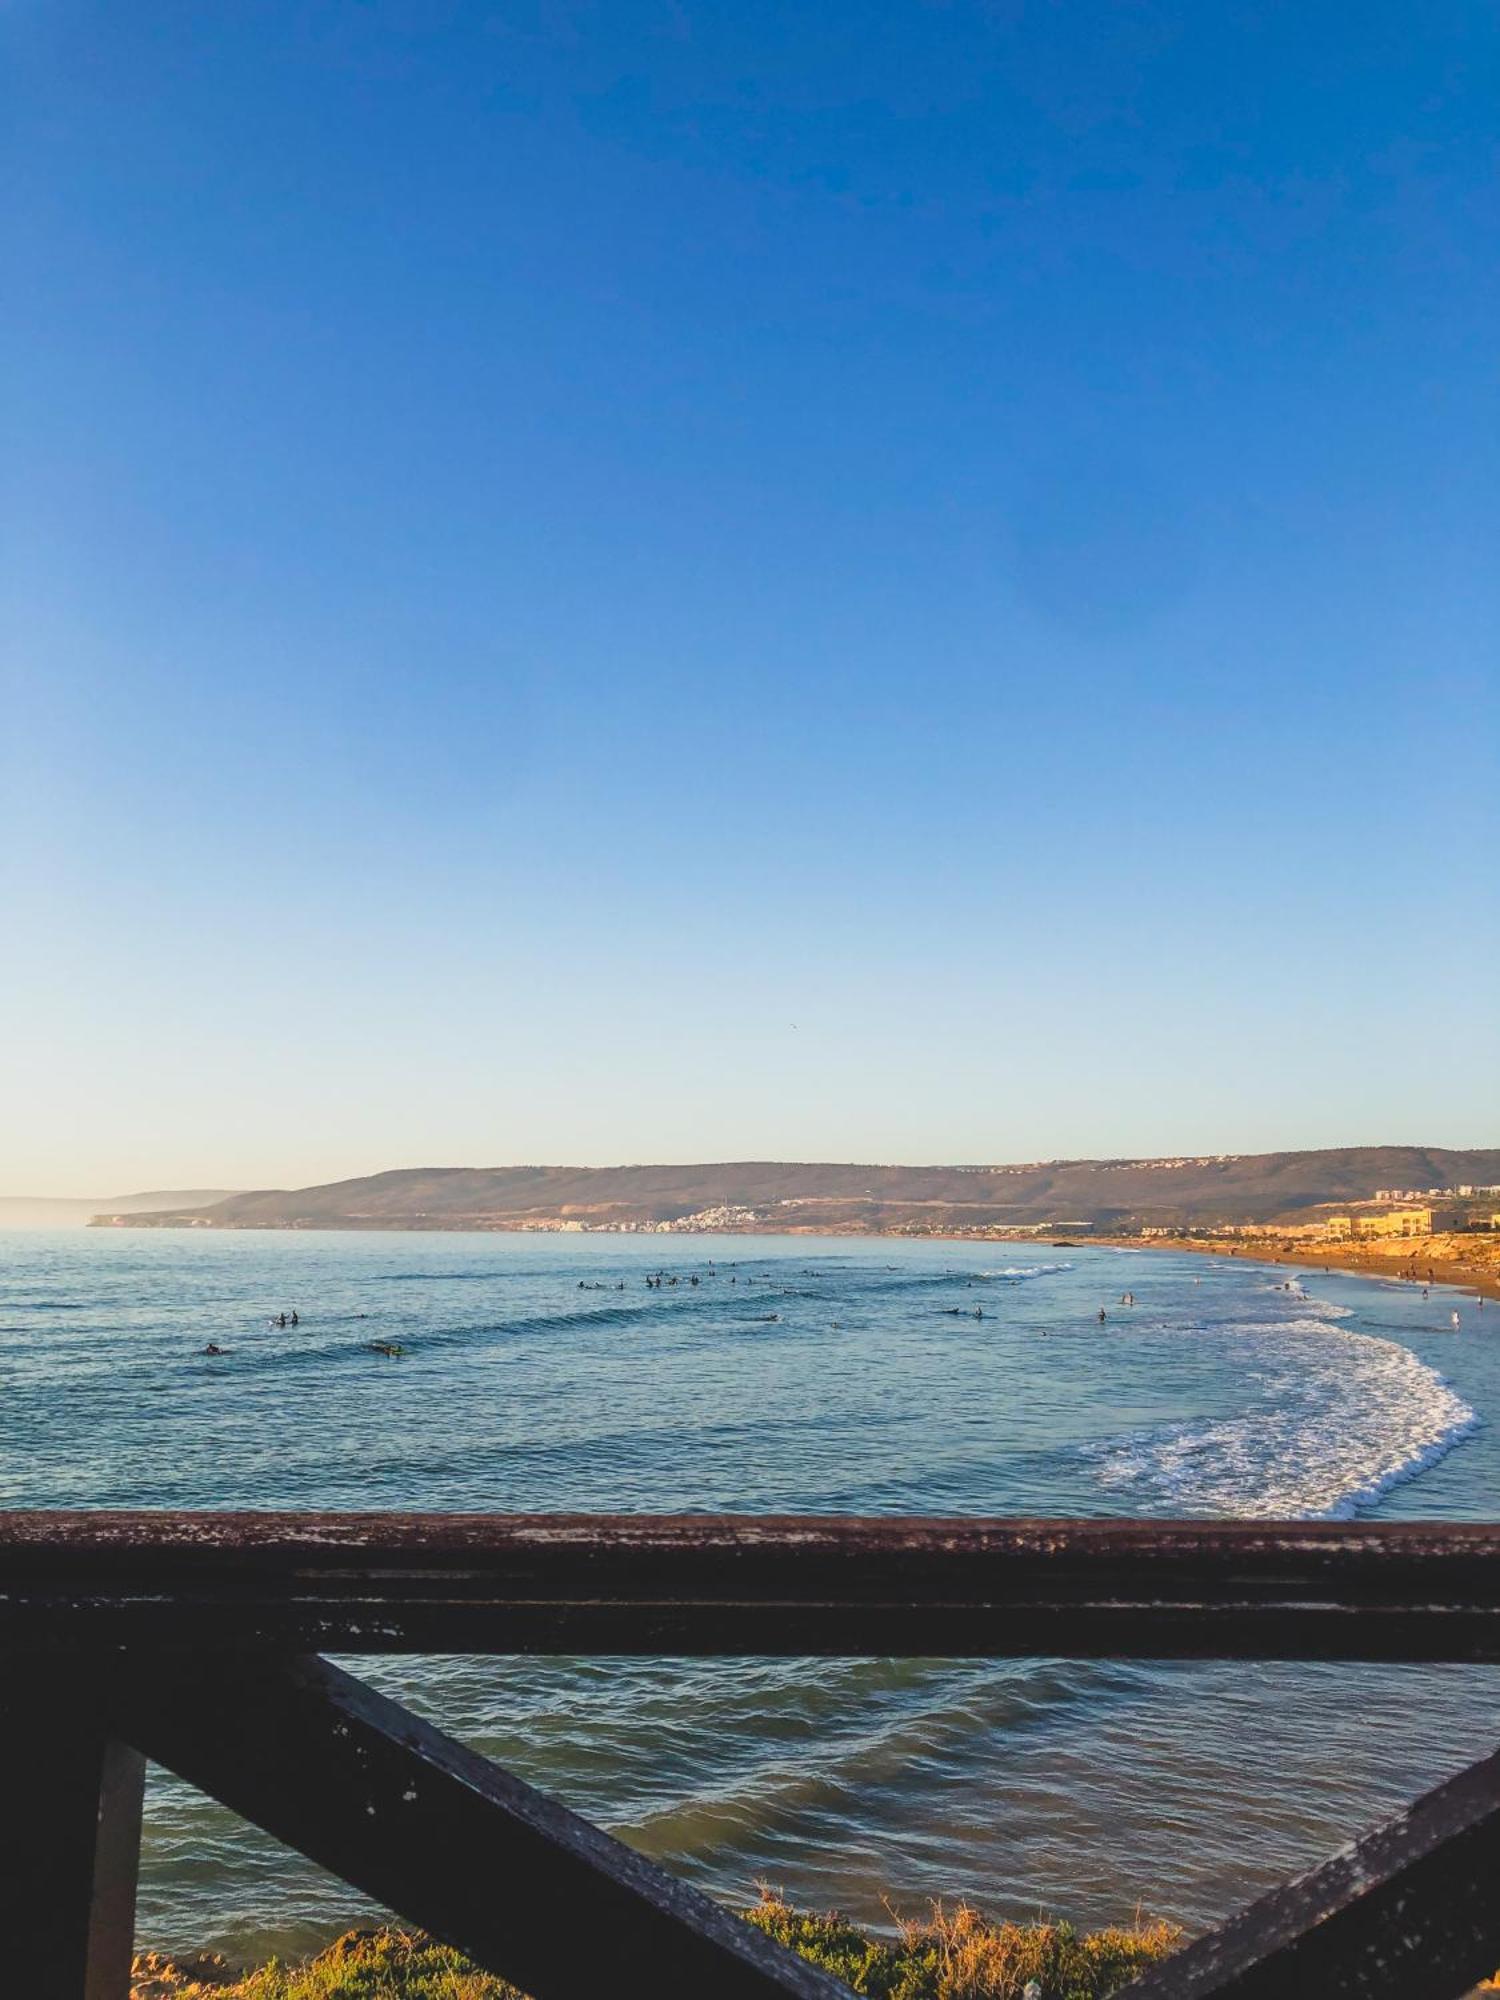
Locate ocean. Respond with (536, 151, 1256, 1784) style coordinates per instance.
(3, 1227, 1497, 1963)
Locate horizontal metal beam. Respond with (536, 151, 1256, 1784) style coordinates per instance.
(3, 1514, 1500, 1657)
(1131, 1737, 1500, 2000)
(113, 1653, 850, 2000)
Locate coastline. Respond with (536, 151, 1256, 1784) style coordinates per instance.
(77, 1210, 1500, 1305)
(1097, 1232, 1500, 1305)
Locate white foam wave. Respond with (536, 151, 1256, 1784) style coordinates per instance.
(1089, 1317, 1479, 1519)
(979, 1263, 1072, 1280)
(1256, 1280, 1352, 1318)
(1296, 1295, 1354, 1320)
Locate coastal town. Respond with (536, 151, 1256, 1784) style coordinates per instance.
(495, 1185, 1500, 1244)
(1140, 1187, 1500, 1245)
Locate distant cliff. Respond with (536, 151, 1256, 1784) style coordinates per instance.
(94, 1147, 1500, 1235)
(4, 1190, 237, 1229)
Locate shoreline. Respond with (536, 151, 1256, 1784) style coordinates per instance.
(1095, 1233, 1500, 1305)
(75, 1213, 1500, 1304)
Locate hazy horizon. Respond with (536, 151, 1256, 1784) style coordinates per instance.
(5, 1, 1496, 1194)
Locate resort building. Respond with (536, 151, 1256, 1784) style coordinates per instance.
(1324, 1208, 1454, 1241)
(1364, 1206, 1456, 1237)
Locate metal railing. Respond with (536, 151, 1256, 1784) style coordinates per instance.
(6, 1512, 1500, 2000)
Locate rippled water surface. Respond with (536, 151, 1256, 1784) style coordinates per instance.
(3, 1228, 1497, 1960)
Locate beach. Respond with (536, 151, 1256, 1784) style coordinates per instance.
(1111, 1231, 1500, 1305)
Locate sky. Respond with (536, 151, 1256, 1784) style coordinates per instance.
(3, 0, 1497, 1196)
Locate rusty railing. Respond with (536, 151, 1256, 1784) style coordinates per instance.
(6, 1512, 1500, 2000)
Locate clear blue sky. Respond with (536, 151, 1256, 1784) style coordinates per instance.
(3, 1, 1496, 1194)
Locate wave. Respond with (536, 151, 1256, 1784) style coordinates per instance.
(370, 1270, 515, 1283)
(1087, 1316, 1479, 1520)
(1277, 1291, 1354, 1320)
(6, 1298, 117, 1311)
(821, 1264, 1070, 1303)
(167, 1308, 637, 1376)
(195, 1336, 367, 1375)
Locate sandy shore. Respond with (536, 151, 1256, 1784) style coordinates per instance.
(1101, 1232, 1500, 1304)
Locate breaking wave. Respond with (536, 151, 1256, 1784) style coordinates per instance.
(1088, 1316, 1478, 1519)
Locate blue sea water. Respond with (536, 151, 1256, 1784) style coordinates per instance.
(2, 1228, 1497, 1961)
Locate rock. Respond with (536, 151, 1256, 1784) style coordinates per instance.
(325, 1926, 397, 1959)
(129, 1949, 236, 1997)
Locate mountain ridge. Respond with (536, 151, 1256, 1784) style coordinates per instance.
(92, 1148, 1500, 1234)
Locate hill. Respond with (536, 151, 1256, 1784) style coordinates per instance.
(94, 1148, 1500, 1235)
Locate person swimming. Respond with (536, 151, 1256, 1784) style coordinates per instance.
(1097, 1308, 1108, 1322)
(202, 1342, 224, 1356)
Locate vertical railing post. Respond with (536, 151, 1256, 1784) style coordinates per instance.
(0, 1663, 146, 2000)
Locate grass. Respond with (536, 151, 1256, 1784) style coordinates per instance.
(128, 1893, 1183, 2000)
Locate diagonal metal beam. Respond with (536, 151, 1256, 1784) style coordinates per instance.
(112, 1652, 852, 2000)
(1129, 1739, 1500, 2000)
